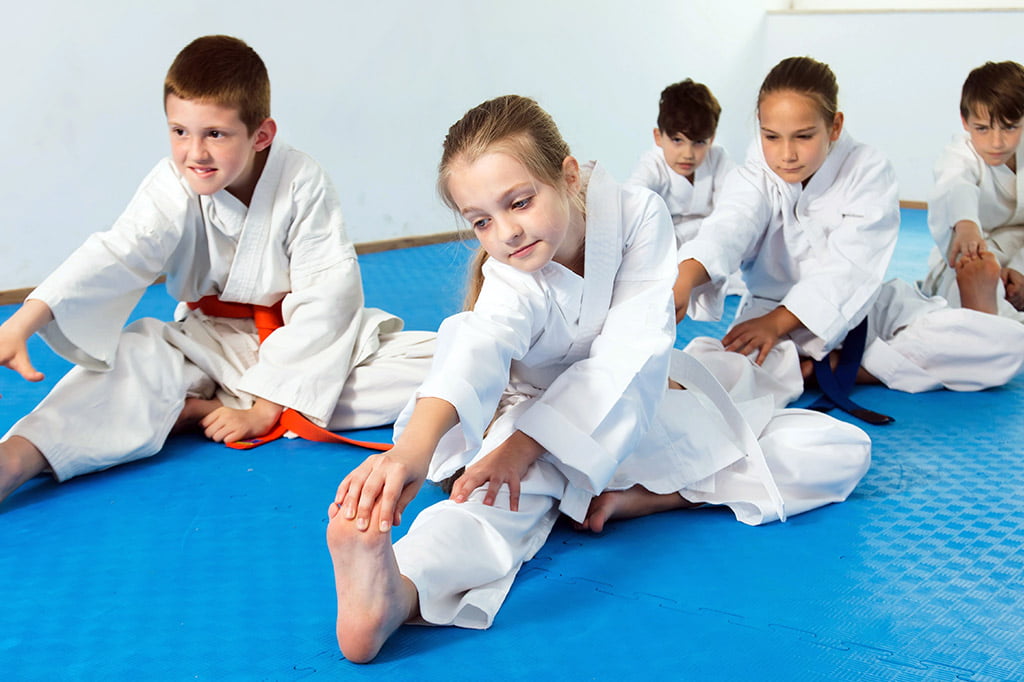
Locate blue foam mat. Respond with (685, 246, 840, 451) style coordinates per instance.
(3, 209, 1024, 681)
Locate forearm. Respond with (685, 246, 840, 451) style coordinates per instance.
(767, 305, 804, 337)
(392, 397, 460, 470)
(674, 258, 711, 322)
(2, 299, 54, 340)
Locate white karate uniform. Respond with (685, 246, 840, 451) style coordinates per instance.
(5, 142, 434, 481)
(677, 131, 1024, 395)
(627, 144, 745, 295)
(922, 133, 1024, 322)
(391, 164, 871, 630)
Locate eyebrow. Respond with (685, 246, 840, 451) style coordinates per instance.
(759, 125, 819, 135)
(460, 182, 534, 216)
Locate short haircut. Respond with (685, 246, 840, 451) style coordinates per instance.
(657, 79, 722, 142)
(960, 61, 1024, 128)
(164, 35, 270, 135)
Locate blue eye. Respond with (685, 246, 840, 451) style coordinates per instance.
(511, 197, 532, 210)
(472, 217, 490, 231)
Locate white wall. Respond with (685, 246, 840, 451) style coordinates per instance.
(3, 1, 1021, 291)
(765, 9, 1024, 202)
(1, 0, 778, 291)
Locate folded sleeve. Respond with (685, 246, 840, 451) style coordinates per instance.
(30, 161, 188, 370)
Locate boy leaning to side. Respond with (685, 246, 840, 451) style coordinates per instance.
(627, 78, 743, 295)
(922, 60, 1024, 320)
(0, 35, 433, 504)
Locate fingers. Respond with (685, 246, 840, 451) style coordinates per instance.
(6, 351, 44, 382)
(449, 468, 480, 504)
(450, 468, 520, 511)
(507, 478, 520, 513)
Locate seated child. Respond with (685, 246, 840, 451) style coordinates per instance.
(922, 60, 1024, 321)
(627, 79, 744, 295)
(0, 35, 433, 503)
(673, 57, 1024, 423)
(327, 94, 871, 663)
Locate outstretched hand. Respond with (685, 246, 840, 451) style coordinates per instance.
(448, 430, 545, 512)
(948, 220, 987, 267)
(0, 331, 43, 384)
(0, 299, 53, 387)
(330, 447, 429, 532)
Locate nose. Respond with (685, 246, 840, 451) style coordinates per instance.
(189, 136, 210, 161)
(496, 217, 523, 244)
(781, 139, 797, 161)
(993, 128, 1007, 150)
(680, 142, 694, 160)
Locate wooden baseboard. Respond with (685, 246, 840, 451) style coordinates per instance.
(900, 200, 927, 210)
(1, 231, 467, 307)
(354, 230, 463, 255)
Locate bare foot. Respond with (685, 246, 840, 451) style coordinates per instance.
(575, 485, 700, 533)
(0, 436, 48, 504)
(172, 397, 223, 434)
(327, 504, 419, 663)
(956, 251, 1001, 315)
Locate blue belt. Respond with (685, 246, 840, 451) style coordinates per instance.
(808, 318, 894, 426)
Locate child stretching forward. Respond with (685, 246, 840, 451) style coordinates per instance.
(922, 61, 1024, 321)
(327, 95, 871, 663)
(0, 35, 433, 503)
(673, 57, 1024, 418)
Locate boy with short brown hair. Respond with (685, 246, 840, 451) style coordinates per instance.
(0, 35, 433, 503)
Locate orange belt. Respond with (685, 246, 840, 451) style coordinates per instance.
(188, 295, 392, 451)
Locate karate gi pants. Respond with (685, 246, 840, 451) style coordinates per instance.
(6, 315, 434, 481)
(393, 349, 870, 629)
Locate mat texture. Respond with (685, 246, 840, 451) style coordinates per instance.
(2, 209, 1023, 681)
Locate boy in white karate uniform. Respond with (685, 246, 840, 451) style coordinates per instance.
(922, 60, 1024, 321)
(0, 35, 433, 503)
(674, 57, 1024, 420)
(627, 79, 744, 295)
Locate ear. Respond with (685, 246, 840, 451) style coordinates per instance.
(253, 117, 278, 152)
(652, 128, 662, 145)
(562, 156, 581, 194)
(961, 115, 971, 132)
(830, 112, 845, 142)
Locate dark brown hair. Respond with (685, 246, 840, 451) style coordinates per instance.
(657, 79, 722, 142)
(960, 61, 1024, 127)
(164, 35, 270, 135)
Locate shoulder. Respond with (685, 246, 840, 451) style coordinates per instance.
(832, 133, 897, 189)
(121, 157, 196, 227)
(271, 143, 335, 190)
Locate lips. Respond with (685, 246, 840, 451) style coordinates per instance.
(510, 241, 539, 258)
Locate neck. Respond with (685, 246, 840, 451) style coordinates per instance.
(560, 206, 587, 277)
(227, 147, 271, 206)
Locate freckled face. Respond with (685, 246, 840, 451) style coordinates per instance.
(654, 128, 712, 181)
(758, 90, 842, 186)
(165, 94, 267, 198)
(447, 152, 583, 274)
(963, 106, 1023, 169)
